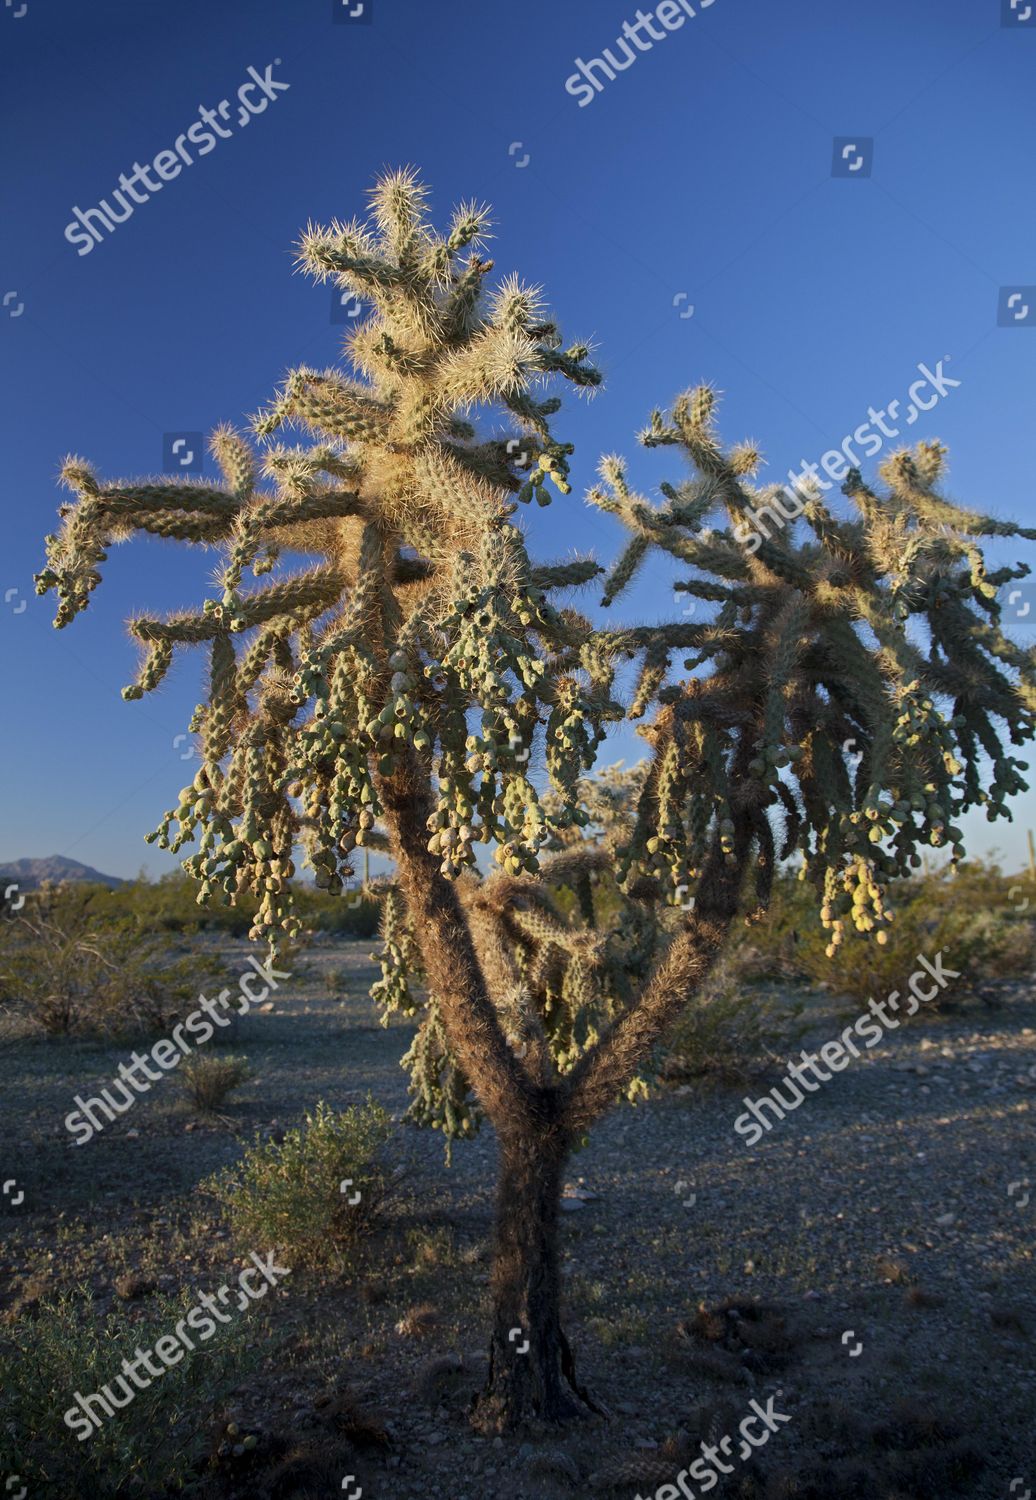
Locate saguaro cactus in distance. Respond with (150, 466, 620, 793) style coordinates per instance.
(39, 170, 1036, 1429)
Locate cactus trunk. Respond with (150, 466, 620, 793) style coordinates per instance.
(474, 1118, 593, 1431)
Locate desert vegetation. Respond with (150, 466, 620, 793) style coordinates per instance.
(4, 167, 1035, 1499)
(1, 860, 1033, 1497)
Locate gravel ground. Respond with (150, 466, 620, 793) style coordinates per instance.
(1, 938, 1033, 1499)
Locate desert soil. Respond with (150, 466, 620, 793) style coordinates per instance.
(1, 938, 1034, 1499)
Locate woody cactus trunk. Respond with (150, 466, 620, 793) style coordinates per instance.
(39, 171, 1036, 1429)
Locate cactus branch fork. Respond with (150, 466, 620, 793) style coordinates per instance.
(37, 169, 1036, 1431)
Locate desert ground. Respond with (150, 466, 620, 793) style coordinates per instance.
(2, 934, 1034, 1499)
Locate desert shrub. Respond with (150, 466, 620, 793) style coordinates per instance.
(178, 1053, 251, 1113)
(0, 873, 380, 1036)
(405, 1224, 458, 1269)
(306, 888, 381, 939)
(94, 873, 381, 940)
(0, 883, 211, 1037)
(663, 955, 805, 1085)
(725, 871, 816, 983)
(799, 862, 1032, 1009)
(324, 963, 350, 998)
(742, 862, 1033, 1009)
(206, 1099, 393, 1269)
(0, 1288, 255, 1499)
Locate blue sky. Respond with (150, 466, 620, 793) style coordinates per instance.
(1, 0, 1034, 879)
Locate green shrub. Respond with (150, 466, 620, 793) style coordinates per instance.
(178, 1053, 251, 1113)
(0, 1289, 255, 1499)
(0, 874, 382, 1036)
(47, 872, 381, 941)
(663, 954, 805, 1085)
(738, 861, 1034, 1011)
(791, 864, 1031, 1014)
(0, 883, 211, 1037)
(307, 890, 381, 939)
(324, 963, 351, 998)
(205, 1099, 394, 1269)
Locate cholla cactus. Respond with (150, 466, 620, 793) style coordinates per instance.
(589, 396, 1036, 954)
(38, 172, 1035, 1431)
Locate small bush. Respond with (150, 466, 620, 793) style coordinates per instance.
(179, 1053, 251, 1113)
(324, 964, 350, 998)
(406, 1224, 457, 1268)
(309, 892, 381, 940)
(791, 864, 1031, 1014)
(104, 872, 381, 939)
(0, 883, 212, 1037)
(734, 861, 1034, 1011)
(663, 955, 804, 1085)
(0, 1289, 255, 1499)
(0, 878, 382, 1038)
(206, 1098, 393, 1269)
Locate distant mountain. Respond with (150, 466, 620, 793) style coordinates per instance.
(0, 856, 123, 890)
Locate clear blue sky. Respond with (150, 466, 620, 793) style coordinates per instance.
(1, 0, 1034, 879)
